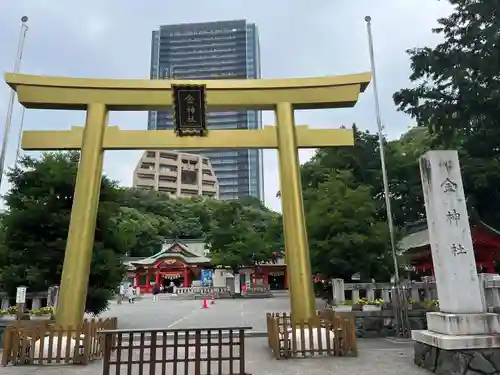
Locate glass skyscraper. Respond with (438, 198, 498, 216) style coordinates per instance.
(148, 20, 264, 201)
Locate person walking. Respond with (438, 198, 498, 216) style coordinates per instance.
(127, 285, 135, 304)
(118, 284, 125, 304)
(152, 283, 160, 303)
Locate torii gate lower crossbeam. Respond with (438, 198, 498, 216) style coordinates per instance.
(7, 72, 371, 328)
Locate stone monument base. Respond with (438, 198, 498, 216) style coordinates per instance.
(413, 330, 500, 375)
(427, 312, 500, 336)
(414, 340, 500, 375)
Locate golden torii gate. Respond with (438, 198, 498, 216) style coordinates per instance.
(5, 72, 371, 327)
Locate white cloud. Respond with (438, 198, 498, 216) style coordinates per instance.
(0, 0, 453, 212)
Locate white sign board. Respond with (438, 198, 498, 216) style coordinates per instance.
(234, 274, 241, 294)
(16, 286, 27, 304)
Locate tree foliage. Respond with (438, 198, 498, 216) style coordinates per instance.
(0, 152, 126, 314)
(299, 123, 448, 280)
(206, 201, 283, 272)
(301, 125, 432, 229)
(385, 127, 435, 226)
(302, 167, 393, 281)
(393, 0, 500, 228)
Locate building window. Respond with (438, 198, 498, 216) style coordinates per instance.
(181, 190, 199, 196)
(159, 165, 177, 173)
(158, 186, 176, 194)
(159, 152, 177, 160)
(181, 170, 198, 185)
(159, 176, 176, 182)
(137, 173, 154, 180)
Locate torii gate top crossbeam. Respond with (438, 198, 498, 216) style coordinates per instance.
(5, 72, 371, 111)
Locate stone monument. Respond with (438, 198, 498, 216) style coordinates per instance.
(332, 278, 345, 305)
(414, 150, 500, 374)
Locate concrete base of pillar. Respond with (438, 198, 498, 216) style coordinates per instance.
(427, 312, 500, 336)
(413, 330, 500, 350)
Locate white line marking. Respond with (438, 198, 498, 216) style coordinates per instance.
(166, 308, 199, 328)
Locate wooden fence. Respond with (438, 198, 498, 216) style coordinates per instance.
(1, 317, 117, 366)
(101, 327, 252, 375)
(266, 311, 357, 359)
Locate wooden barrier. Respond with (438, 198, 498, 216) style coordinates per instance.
(266, 311, 357, 359)
(1, 317, 117, 366)
(101, 326, 252, 375)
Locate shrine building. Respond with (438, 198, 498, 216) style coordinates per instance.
(123, 239, 288, 293)
(399, 215, 500, 275)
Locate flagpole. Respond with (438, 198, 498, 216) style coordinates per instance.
(364, 16, 399, 283)
(365, 16, 408, 337)
(0, 16, 29, 187)
(14, 107, 26, 168)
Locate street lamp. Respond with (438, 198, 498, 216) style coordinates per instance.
(0, 16, 29, 187)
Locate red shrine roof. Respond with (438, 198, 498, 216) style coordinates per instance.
(399, 215, 500, 256)
(123, 239, 210, 270)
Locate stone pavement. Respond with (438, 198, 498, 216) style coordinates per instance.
(87, 295, 327, 332)
(2, 298, 427, 375)
(0, 338, 427, 375)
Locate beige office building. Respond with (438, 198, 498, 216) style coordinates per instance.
(133, 150, 219, 199)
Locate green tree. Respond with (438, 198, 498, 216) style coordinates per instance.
(393, 0, 500, 227)
(0, 152, 126, 314)
(206, 201, 281, 273)
(108, 207, 165, 258)
(301, 125, 381, 192)
(385, 127, 436, 226)
(117, 188, 206, 241)
(301, 125, 433, 228)
(304, 170, 394, 281)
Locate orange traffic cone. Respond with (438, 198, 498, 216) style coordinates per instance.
(202, 295, 208, 309)
(211, 293, 215, 305)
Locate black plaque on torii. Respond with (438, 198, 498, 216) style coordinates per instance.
(172, 84, 207, 137)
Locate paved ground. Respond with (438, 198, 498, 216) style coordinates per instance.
(0, 297, 428, 374)
(86, 295, 327, 332)
(0, 338, 426, 375)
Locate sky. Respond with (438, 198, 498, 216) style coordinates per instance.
(0, 0, 452, 212)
